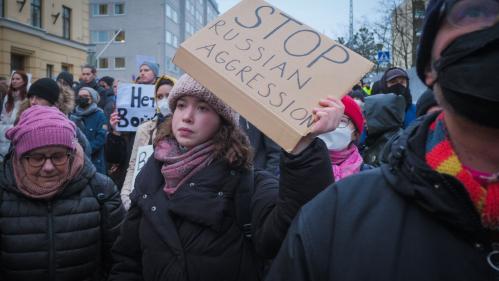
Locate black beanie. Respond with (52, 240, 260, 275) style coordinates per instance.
(99, 76, 114, 87)
(56, 71, 74, 86)
(27, 78, 60, 105)
(416, 0, 445, 85)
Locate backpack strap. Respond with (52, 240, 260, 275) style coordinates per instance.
(88, 174, 109, 206)
(235, 168, 254, 238)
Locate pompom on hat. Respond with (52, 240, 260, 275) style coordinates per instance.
(6, 105, 77, 156)
(168, 74, 239, 127)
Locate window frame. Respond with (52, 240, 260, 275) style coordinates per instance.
(114, 30, 125, 43)
(31, 0, 42, 28)
(114, 3, 125, 16)
(98, 57, 109, 70)
(62, 6, 71, 39)
(114, 57, 126, 69)
(91, 3, 109, 16)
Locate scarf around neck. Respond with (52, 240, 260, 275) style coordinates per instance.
(425, 112, 499, 230)
(74, 103, 98, 117)
(329, 144, 363, 181)
(13, 143, 85, 200)
(154, 138, 215, 197)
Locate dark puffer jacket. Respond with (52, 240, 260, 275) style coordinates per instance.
(0, 155, 126, 281)
(109, 138, 332, 281)
(267, 113, 499, 281)
(361, 93, 406, 166)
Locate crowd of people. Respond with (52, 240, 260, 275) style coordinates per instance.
(0, 0, 497, 279)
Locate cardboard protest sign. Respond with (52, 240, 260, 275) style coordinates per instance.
(132, 145, 154, 185)
(173, 0, 374, 151)
(116, 83, 157, 132)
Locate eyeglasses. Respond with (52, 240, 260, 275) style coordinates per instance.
(443, 0, 499, 29)
(337, 118, 351, 129)
(23, 151, 73, 168)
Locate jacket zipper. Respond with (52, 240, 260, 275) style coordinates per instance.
(47, 202, 55, 280)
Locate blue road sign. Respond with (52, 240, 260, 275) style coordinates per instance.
(377, 51, 391, 64)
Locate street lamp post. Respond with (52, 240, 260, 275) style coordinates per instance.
(95, 28, 123, 66)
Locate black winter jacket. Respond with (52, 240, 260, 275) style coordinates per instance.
(267, 113, 499, 281)
(109, 138, 332, 281)
(0, 156, 126, 281)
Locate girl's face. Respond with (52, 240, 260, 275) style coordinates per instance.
(172, 96, 221, 149)
(11, 73, 26, 90)
(156, 84, 173, 101)
(139, 65, 155, 84)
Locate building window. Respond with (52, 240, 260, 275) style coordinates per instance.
(114, 30, 125, 42)
(166, 4, 178, 23)
(46, 64, 54, 78)
(186, 0, 194, 15)
(186, 22, 195, 37)
(91, 31, 110, 43)
(207, 6, 217, 22)
(166, 31, 178, 47)
(31, 0, 42, 28)
(62, 6, 71, 39)
(114, 3, 125, 15)
(91, 4, 109, 16)
(98, 58, 109, 69)
(115, 57, 126, 69)
(61, 63, 71, 73)
(11, 54, 26, 72)
(0, 0, 4, 17)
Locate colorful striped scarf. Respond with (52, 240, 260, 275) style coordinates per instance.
(425, 113, 499, 230)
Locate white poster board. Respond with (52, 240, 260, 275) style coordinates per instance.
(116, 83, 157, 132)
(132, 145, 154, 185)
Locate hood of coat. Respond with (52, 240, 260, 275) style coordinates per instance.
(0, 152, 97, 199)
(364, 94, 406, 137)
(381, 112, 484, 240)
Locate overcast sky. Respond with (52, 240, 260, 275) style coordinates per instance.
(216, 0, 382, 39)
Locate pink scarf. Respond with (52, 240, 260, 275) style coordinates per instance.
(154, 138, 215, 197)
(329, 144, 363, 181)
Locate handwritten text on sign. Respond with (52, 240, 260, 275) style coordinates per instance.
(116, 83, 156, 132)
(193, 5, 351, 129)
(132, 145, 154, 185)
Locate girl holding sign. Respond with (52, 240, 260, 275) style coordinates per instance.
(0, 70, 28, 161)
(120, 75, 175, 209)
(109, 74, 343, 281)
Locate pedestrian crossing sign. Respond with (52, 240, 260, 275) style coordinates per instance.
(377, 51, 390, 64)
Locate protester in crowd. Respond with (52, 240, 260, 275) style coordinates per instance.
(319, 95, 369, 181)
(137, 61, 159, 85)
(71, 87, 108, 174)
(267, 1, 499, 279)
(118, 75, 175, 209)
(106, 62, 160, 188)
(0, 70, 28, 161)
(370, 80, 382, 95)
(14, 77, 92, 158)
(239, 117, 281, 176)
(360, 94, 405, 166)
(108, 74, 341, 280)
(56, 71, 74, 89)
(379, 67, 417, 128)
(348, 89, 366, 108)
(97, 76, 116, 120)
(0, 105, 125, 281)
(416, 88, 441, 117)
(75, 64, 110, 110)
(0, 78, 7, 108)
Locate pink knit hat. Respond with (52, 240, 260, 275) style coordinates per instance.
(6, 105, 77, 156)
(168, 74, 239, 127)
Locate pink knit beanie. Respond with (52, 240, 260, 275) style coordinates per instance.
(6, 105, 77, 156)
(168, 74, 238, 127)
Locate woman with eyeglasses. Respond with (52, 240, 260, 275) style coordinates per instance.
(0, 105, 125, 281)
(319, 96, 369, 181)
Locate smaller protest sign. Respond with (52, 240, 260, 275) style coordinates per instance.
(116, 83, 157, 132)
(132, 145, 154, 185)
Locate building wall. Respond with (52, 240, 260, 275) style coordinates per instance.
(89, 0, 219, 81)
(0, 0, 90, 80)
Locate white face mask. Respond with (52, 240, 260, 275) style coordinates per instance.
(157, 99, 171, 116)
(319, 126, 353, 151)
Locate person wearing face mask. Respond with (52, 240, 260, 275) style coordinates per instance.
(319, 96, 368, 181)
(266, 1, 499, 280)
(380, 67, 417, 128)
(119, 75, 175, 209)
(70, 87, 108, 174)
